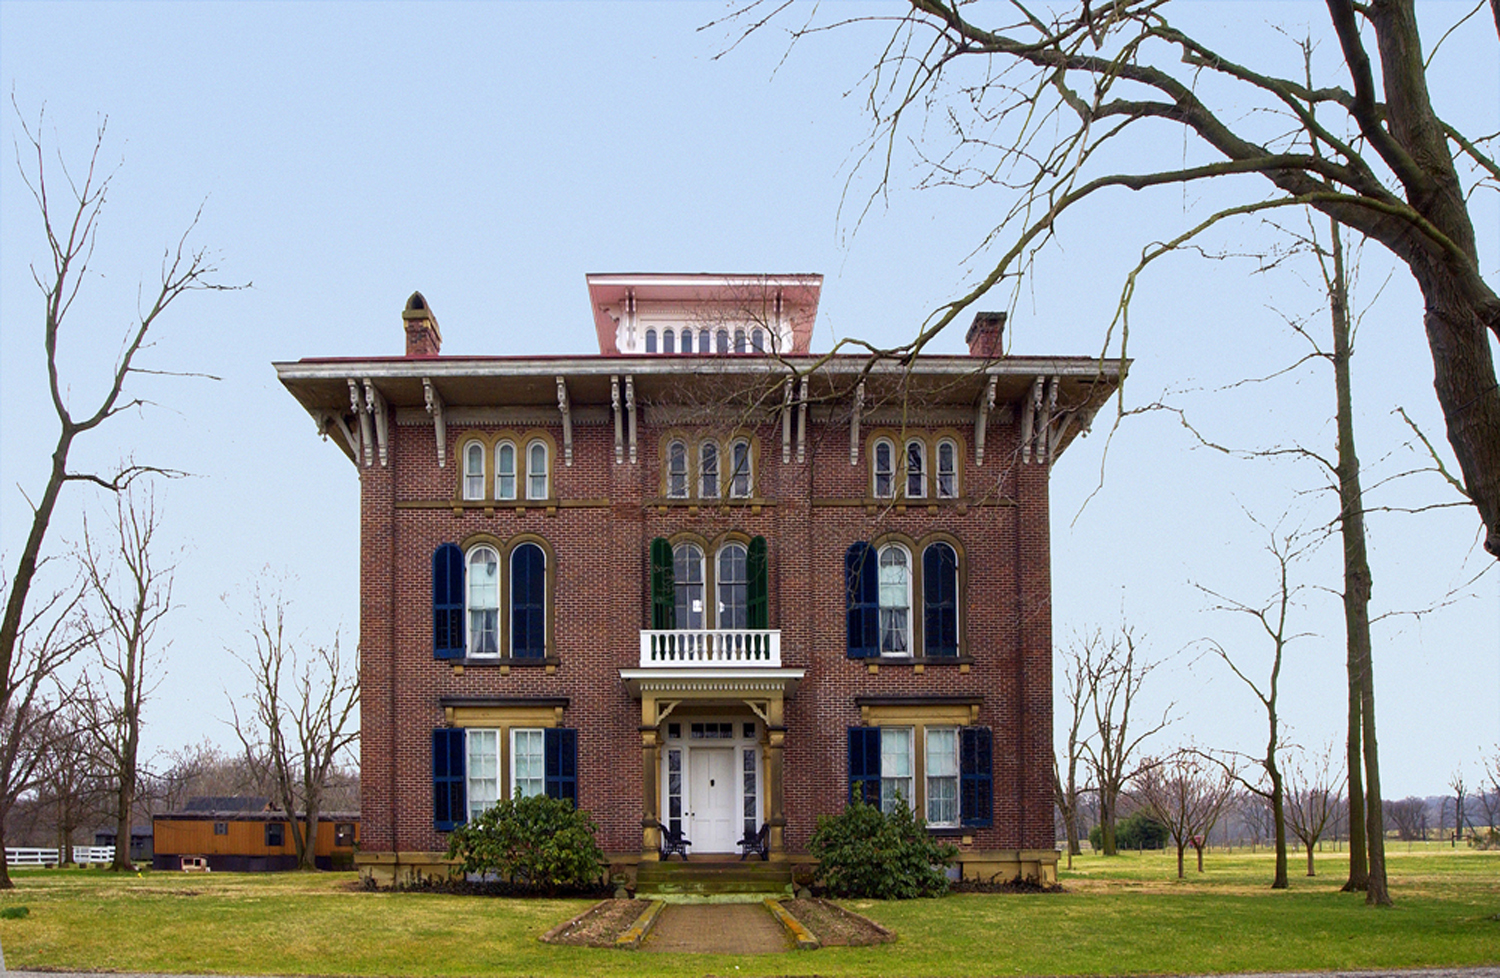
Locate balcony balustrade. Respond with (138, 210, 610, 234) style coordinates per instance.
(638, 628, 781, 668)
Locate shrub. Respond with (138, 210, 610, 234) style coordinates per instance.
(810, 798, 957, 899)
(1089, 812, 1170, 851)
(445, 791, 604, 895)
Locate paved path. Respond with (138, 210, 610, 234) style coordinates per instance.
(639, 901, 792, 954)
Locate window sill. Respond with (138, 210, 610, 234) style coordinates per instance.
(448, 655, 560, 674)
(864, 655, 974, 666)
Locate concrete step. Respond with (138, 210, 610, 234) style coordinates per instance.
(636, 859, 794, 897)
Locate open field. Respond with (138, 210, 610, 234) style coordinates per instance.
(0, 846, 1495, 977)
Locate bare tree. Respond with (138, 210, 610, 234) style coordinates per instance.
(1080, 627, 1173, 856)
(1053, 634, 1093, 866)
(33, 700, 107, 866)
(228, 590, 358, 871)
(1445, 768, 1470, 845)
(0, 108, 234, 879)
(1198, 520, 1314, 889)
(731, 0, 1500, 557)
(1385, 796, 1427, 841)
(1136, 751, 1236, 879)
(78, 487, 174, 871)
(1283, 744, 1345, 877)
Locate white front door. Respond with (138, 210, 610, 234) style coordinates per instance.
(688, 747, 736, 851)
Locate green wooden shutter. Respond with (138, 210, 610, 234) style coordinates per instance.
(747, 536, 768, 630)
(649, 537, 676, 630)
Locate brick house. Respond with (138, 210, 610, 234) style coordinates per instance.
(275, 273, 1123, 885)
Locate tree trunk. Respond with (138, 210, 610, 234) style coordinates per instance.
(1176, 843, 1185, 879)
(1270, 770, 1289, 889)
(1307, 841, 1317, 876)
(1101, 787, 1118, 856)
(0, 821, 12, 889)
(112, 759, 136, 872)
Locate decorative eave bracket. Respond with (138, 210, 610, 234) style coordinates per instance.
(796, 377, 810, 464)
(849, 380, 865, 466)
(611, 375, 623, 464)
(781, 377, 795, 463)
(423, 377, 446, 468)
(363, 378, 390, 467)
(974, 376, 996, 467)
(556, 376, 573, 466)
(625, 375, 638, 464)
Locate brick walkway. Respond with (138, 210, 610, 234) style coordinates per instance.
(640, 901, 792, 954)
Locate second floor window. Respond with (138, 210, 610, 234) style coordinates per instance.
(673, 543, 706, 629)
(468, 546, 500, 656)
(650, 536, 768, 631)
(877, 545, 911, 654)
(718, 543, 748, 629)
(873, 440, 895, 498)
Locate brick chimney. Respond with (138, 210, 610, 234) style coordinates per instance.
(403, 291, 442, 357)
(965, 311, 1006, 358)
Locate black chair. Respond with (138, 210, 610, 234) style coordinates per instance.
(660, 824, 691, 861)
(738, 823, 769, 861)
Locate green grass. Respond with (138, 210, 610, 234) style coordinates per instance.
(0, 846, 1495, 976)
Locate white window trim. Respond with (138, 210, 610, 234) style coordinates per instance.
(495, 441, 517, 501)
(872, 438, 895, 499)
(463, 441, 486, 501)
(877, 543, 912, 657)
(526, 440, 549, 500)
(467, 728, 501, 821)
(673, 542, 707, 629)
(466, 545, 501, 658)
(716, 542, 749, 630)
(905, 439, 928, 499)
(510, 727, 546, 798)
(924, 726, 960, 827)
(880, 726, 914, 815)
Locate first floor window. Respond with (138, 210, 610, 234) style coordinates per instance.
(433, 726, 579, 830)
(925, 727, 959, 826)
(880, 727, 914, 813)
(265, 822, 285, 847)
(213, 822, 227, 836)
(334, 823, 355, 847)
(512, 728, 545, 797)
(467, 728, 500, 821)
(848, 725, 993, 828)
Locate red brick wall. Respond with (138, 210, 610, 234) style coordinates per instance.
(357, 399, 1057, 856)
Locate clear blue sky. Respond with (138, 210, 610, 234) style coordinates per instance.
(1, 1, 1495, 802)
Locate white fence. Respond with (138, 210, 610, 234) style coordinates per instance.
(5, 845, 115, 866)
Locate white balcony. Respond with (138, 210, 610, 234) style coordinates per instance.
(638, 629, 781, 668)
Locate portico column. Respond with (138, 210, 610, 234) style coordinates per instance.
(640, 696, 661, 859)
(767, 695, 786, 855)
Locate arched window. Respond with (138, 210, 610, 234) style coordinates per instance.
(734, 328, 747, 353)
(936, 440, 958, 498)
(922, 542, 959, 658)
(716, 329, 730, 354)
(751, 328, 765, 352)
(673, 543, 705, 629)
(729, 439, 752, 498)
(467, 546, 500, 657)
(526, 441, 549, 500)
(699, 328, 711, 353)
(905, 440, 927, 498)
(495, 442, 517, 500)
(700, 441, 720, 498)
(645, 328, 658, 354)
(463, 442, 485, 500)
(666, 440, 689, 498)
(872, 439, 895, 498)
(717, 543, 748, 629)
(877, 544, 911, 654)
(510, 542, 546, 658)
(663, 329, 676, 354)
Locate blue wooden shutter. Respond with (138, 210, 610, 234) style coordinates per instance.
(511, 543, 546, 658)
(923, 542, 959, 658)
(848, 727, 882, 806)
(649, 538, 675, 630)
(960, 726, 993, 827)
(747, 536, 768, 630)
(433, 544, 465, 659)
(544, 728, 577, 808)
(433, 728, 466, 830)
(845, 543, 879, 658)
